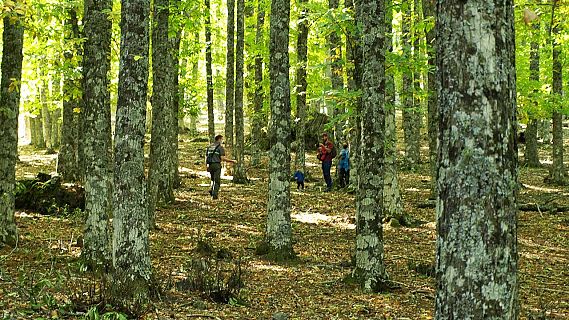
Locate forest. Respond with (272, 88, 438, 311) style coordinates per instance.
(0, 0, 568, 318)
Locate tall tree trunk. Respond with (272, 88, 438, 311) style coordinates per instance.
(345, 0, 360, 185)
(402, 1, 420, 167)
(353, 0, 388, 292)
(111, 0, 152, 309)
(40, 76, 54, 153)
(383, 0, 404, 224)
(51, 108, 61, 148)
(294, 0, 308, 175)
(265, 0, 294, 260)
(205, 0, 215, 142)
(225, 0, 235, 151)
(525, 22, 540, 168)
(148, 0, 175, 228)
(31, 116, 45, 148)
(233, 0, 248, 183)
(423, 0, 437, 197)
(251, 0, 265, 166)
(81, 0, 113, 271)
(0, 6, 24, 246)
(328, 0, 344, 143)
(435, 0, 519, 316)
(171, 20, 182, 188)
(549, 8, 565, 184)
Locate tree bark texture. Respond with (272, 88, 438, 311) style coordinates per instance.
(233, 0, 248, 183)
(266, 0, 294, 260)
(81, 0, 113, 270)
(111, 0, 152, 309)
(524, 22, 540, 167)
(383, 0, 403, 221)
(294, 0, 308, 174)
(251, 1, 265, 166)
(422, 0, 437, 197)
(353, 0, 388, 292)
(205, 0, 215, 142)
(435, 0, 519, 317)
(328, 0, 344, 144)
(148, 0, 175, 228)
(225, 0, 235, 151)
(0, 8, 24, 246)
(549, 19, 565, 184)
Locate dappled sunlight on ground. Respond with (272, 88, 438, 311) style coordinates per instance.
(1, 135, 568, 319)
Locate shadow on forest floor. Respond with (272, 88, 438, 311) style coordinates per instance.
(1, 134, 568, 319)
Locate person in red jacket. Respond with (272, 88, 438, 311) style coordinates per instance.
(318, 133, 334, 192)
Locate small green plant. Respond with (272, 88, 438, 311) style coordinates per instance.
(84, 307, 129, 320)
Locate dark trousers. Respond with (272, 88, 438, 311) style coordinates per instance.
(208, 163, 222, 197)
(322, 161, 332, 190)
(339, 168, 350, 188)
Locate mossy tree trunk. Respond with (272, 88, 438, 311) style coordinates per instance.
(0, 5, 24, 247)
(148, 0, 175, 228)
(81, 0, 113, 271)
(265, 0, 294, 260)
(110, 0, 152, 310)
(233, 0, 248, 183)
(353, 0, 388, 292)
(435, 0, 519, 317)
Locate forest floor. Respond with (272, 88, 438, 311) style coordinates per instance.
(1, 135, 568, 319)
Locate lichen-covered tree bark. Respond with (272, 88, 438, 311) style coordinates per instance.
(435, 0, 519, 317)
(170, 20, 182, 188)
(294, 0, 308, 174)
(422, 0, 437, 197)
(328, 0, 344, 143)
(0, 7, 24, 247)
(353, 0, 388, 292)
(110, 0, 152, 309)
(233, 0, 248, 183)
(251, 1, 265, 166)
(225, 0, 235, 151)
(383, 0, 403, 223)
(205, 0, 215, 142)
(265, 0, 294, 260)
(148, 0, 175, 228)
(525, 22, 540, 168)
(548, 17, 565, 184)
(81, 0, 113, 270)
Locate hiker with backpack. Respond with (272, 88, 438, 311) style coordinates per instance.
(206, 135, 236, 199)
(317, 133, 335, 192)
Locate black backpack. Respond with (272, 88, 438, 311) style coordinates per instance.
(330, 144, 337, 159)
(206, 144, 220, 165)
